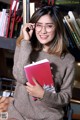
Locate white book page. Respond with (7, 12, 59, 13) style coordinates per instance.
(24, 59, 49, 68)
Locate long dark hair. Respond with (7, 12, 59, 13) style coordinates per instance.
(16, 6, 68, 62)
(29, 5, 68, 56)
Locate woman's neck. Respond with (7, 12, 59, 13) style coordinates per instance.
(43, 45, 49, 52)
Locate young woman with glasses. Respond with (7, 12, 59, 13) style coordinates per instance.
(8, 5, 75, 120)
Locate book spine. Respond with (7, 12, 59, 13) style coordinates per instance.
(6, 0, 13, 38)
(76, 19, 80, 28)
(63, 19, 77, 49)
(0, 9, 7, 36)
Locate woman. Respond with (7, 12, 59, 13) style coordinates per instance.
(8, 5, 75, 120)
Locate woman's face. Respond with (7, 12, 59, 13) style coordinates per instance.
(35, 14, 56, 45)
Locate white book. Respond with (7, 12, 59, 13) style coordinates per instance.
(0, 9, 7, 36)
(30, 2, 35, 18)
(0, 12, 8, 37)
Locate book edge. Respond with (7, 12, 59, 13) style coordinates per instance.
(24, 59, 49, 68)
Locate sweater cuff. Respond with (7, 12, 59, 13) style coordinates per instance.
(21, 39, 30, 45)
(40, 90, 52, 103)
(21, 39, 31, 49)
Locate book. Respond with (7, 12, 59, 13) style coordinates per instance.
(6, 0, 19, 38)
(24, 59, 54, 90)
(0, 9, 8, 37)
(63, 19, 77, 49)
(30, 2, 35, 18)
(68, 11, 80, 37)
(76, 18, 80, 28)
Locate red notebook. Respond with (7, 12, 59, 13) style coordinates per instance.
(24, 59, 54, 88)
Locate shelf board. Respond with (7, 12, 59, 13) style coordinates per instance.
(0, 0, 10, 4)
(0, 37, 16, 50)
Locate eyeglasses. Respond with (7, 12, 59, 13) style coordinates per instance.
(35, 23, 55, 33)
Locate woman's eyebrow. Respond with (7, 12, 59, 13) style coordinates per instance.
(36, 22, 42, 24)
(36, 22, 54, 24)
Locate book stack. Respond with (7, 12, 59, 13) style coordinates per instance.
(0, 0, 23, 38)
(63, 11, 80, 50)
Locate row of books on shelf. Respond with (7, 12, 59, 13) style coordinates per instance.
(0, 0, 36, 38)
(55, 0, 80, 5)
(63, 11, 80, 50)
(44, 0, 80, 5)
(0, 0, 23, 38)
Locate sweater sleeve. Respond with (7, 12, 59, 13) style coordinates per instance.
(13, 40, 32, 84)
(41, 59, 75, 108)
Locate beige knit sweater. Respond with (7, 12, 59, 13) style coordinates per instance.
(8, 40, 75, 120)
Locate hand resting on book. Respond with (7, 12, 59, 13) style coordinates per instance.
(26, 77, 45, 99)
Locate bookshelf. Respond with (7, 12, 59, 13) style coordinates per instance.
(0, 0, 80, 118)
(0, 37, 16, 50)
(0, 37, 16, 79)
(0, 0, 10, 4)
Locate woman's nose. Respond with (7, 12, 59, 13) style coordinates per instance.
(41, 26, 47, 33)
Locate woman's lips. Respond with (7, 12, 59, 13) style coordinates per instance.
(40, 35, 48, 39)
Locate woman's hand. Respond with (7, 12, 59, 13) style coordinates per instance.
(0, 97, 13, 112)
(26, 78, 44, 99)
(22, 23, 35, 41)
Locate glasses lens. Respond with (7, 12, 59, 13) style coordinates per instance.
(35, 23, 42, 32)
(35, 23, 55, 32)
(46, 25, 54, 32)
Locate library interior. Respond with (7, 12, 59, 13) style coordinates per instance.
(0, 0, 80, 120)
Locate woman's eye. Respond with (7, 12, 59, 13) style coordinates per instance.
(37, 24, 41, 27)
(47, 25, 53, 28)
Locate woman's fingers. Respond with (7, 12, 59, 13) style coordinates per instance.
(22, 23, 35, 40)
(23, 23, 35, 33)
(0, 104, 8, 112)
(0, 98, 9, 107)
(26, 82, 33, 87)
(32, 77, 39, 86)
(0, 97, 8, 103)
(0, 97, 13, 112)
